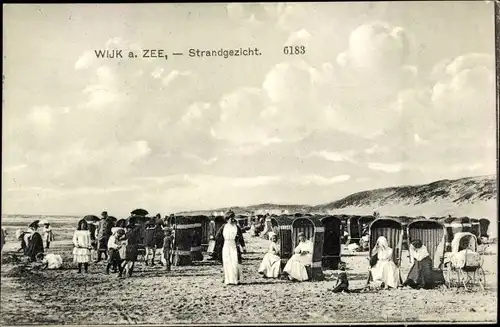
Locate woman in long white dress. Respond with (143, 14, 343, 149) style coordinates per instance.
(258, 232, 281, 278)
(369, 236, 400, 289)
(215, 211, 246, 285)
(283, 232, 314, 281)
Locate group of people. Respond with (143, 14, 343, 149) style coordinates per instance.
(5, 210, 444, 291)
(9, 219, 61, 270)
(256, 231, 443, 291)
(72, 212, 174, 277)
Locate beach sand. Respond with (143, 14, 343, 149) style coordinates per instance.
(1, 218, 497, 325)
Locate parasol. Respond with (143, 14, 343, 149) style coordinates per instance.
(108, 216, 118, 223)
(84, 215, 100, 223)
(131, 208, 148, 216)
(29, 220, 40, 228)
(115, 219, 127, 228)
(127, 215, 150, 226)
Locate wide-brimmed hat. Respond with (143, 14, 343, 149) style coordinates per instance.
(29, 220, 40, 229)
(224, 210, 235, 220)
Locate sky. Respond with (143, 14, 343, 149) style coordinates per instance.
(2, 2, 497, 217)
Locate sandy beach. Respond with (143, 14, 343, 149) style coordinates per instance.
(0, 216, 497, 325)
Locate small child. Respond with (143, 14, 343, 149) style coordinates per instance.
(107, 229, 125, 274)
(162, 228, 173, 271)
(43, 222, 55, 249)
(36, 252, 63, 270)
(332, 261, 349, 293)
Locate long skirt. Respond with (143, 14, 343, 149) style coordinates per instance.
(207, 240, 216, 255)
(124, 245, 138, 261)
(98, 236, 109, 252)
(258, 253, 281, 278)
(404, 256, 441, 289)
(371, 259, 399, 288)
(222, 240, 240, 285)
(283, 254, 311, 281)
(73, 247, 91, 263)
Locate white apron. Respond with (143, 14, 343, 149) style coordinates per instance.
(222, 223, 240, 285)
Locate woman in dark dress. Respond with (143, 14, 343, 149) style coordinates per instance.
(25, 221, 44, 262)
(119, 218, 142, 277)
(404, 239, 438, 289)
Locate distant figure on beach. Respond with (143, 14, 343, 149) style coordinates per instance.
(214, 211, 246, 285)
(25, 221, 44, 262)
(369, 236, 399, 289)
(41, 220, 55, 250)
(282, 232, 313, 282)
(73, 219, 92, 273)
(258, 232, 281, 278)
(332, 262, 349, 293)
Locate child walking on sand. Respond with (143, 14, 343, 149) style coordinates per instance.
(332, 262, 349, 293)
(107, 229, 125, 274)
(162, 228, 173, 271)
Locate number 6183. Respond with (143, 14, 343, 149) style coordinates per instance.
(283, 45, 306, 55)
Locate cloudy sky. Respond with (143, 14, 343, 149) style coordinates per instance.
(2, 2, 496, 216)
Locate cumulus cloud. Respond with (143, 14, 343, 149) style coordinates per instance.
(368, 162, 403, 173)
(309, 150, 357, 163)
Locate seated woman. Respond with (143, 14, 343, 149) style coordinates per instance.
(283, 232, 313, 282)
(369, 236, 399, 289)
(258, 232, 281, 278)
(404, 239, 437, 289)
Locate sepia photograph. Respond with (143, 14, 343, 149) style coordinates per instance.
(1, 2, 498, 325)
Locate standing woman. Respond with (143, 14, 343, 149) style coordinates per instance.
(73, 219, 92, 273)
(26, 221, 44, 262)
(215, 211, 246, 285)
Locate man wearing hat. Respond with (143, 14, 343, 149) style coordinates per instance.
(96, 211, 113, 263)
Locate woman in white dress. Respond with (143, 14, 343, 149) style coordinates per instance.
(258, 232, 281, 278)
(369, 236, 399, 289)
(283, 232, 314, 281)
(214, 211, 246, 285)
(73, 219, 92, 273)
